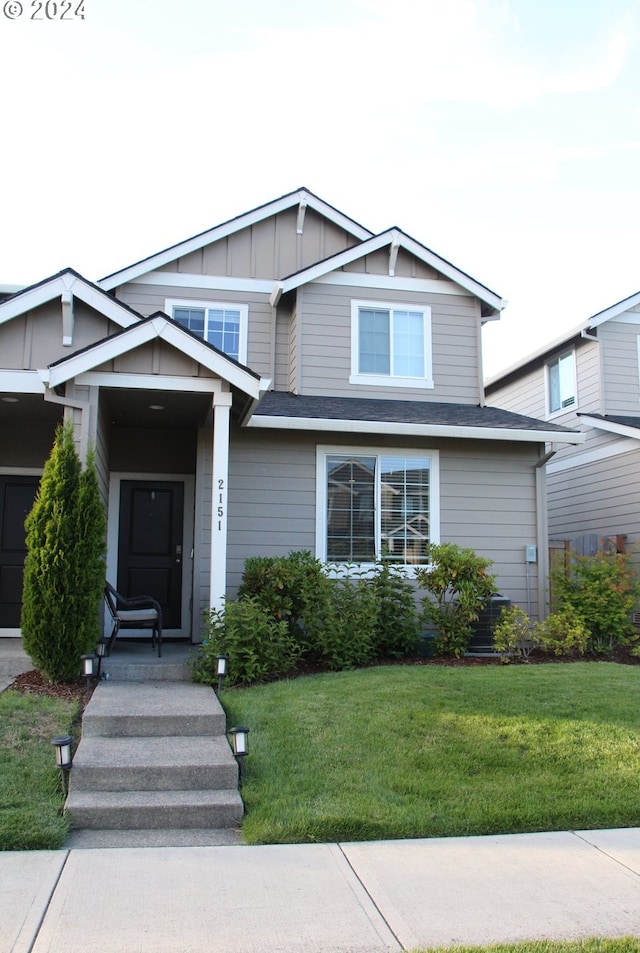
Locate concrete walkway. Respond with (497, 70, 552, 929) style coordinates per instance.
(3, 828, 640, 953)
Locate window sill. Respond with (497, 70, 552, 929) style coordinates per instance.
(349, 374, 434, 389)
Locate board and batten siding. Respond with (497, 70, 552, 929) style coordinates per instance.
(296, 282, 482, 402)
(151, 207, 361, 281)
(115, 282, 274, 379)
(0, 302, 122, 372)
(222, 429, 544, 616)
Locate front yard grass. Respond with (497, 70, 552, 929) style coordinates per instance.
(222, 663, 640, 844)
(415, 940, 640, 952)
(0, 690, 79, 850)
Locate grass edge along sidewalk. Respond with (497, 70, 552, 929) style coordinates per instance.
(0, 690, 80, 850)
(413, 939, 640, 952)
(221, 662, 640, 845)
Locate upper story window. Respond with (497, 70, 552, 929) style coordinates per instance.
(547, 350, 576, 414)
(166, 299, 248, 364)
(350, 300, 433, 389)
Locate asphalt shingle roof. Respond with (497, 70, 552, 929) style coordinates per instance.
(254, 392, 578, 435)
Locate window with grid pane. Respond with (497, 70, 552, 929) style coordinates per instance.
(168, 300, 247, 363)
(324, 452, 431, 566)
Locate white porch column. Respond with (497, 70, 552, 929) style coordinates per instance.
(210, 391, 233, 612)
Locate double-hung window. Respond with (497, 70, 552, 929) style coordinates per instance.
(317, 447, 439, 567)
(350, 300, 433, 388)
(166, 299, 248, 364)
(547, 351, 576, 414)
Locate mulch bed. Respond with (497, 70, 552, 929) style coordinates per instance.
(8, 645, 638, 703)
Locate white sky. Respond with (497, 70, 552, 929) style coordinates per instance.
(1, 0, 639, 378)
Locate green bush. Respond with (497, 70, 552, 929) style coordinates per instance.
(21, 423, 106, 683)
(192, 596, 302, 686)
(550, 550, 640, 655)
(238, 551, 326, 650)
(533, 606, 590, 657)
(371, 562, 420, 657)
(415, 543, 497, 657)
(492, 605, 536, 661)
(303, 574, 379, 670)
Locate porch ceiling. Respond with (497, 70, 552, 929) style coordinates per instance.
(0, 392, 61, 423)
(103, 389, 214, 430)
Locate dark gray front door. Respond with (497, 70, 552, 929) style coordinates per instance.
(0, 476, 40, 628)
(117, 481, 184, 629)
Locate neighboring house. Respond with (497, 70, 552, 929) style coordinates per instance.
(0, 188, 582, 642)
(485, 291, 640, 562)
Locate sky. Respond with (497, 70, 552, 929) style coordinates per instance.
(1, 0, 639, 378)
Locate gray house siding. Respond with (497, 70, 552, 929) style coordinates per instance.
(152, 207, 361, 281)
(548, 440, 640, 546)
(114, 283, 275, 379)
(295, 283, 482, 402)
(224, 428, 542, 616)
(599, 319, 640, 414)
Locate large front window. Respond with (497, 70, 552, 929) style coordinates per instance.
(166, 299, 248, 364)
(320, 449, 437, 566)
(350, 300, 433, 388)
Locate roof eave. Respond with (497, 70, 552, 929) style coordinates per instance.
(245, 413, 584, 444)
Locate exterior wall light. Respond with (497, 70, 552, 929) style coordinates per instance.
(216, 654, 229, 693)
(51, 734, 73, 795)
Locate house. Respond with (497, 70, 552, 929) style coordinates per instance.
(0, 188, 583, 643)
(485, 291, 640, 561)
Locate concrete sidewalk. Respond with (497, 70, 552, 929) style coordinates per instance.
(3, 829, 640, 953)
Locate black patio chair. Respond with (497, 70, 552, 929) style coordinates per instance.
(104, 582, 163, 657)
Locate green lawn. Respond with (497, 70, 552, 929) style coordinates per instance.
(221, 663, 640, 844)
(0, 691, 79, 850)
(414, 941, 640, 953)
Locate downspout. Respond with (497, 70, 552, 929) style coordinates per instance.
(534, 446, 557, 620)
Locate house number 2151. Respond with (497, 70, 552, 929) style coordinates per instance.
(217, 478, 225, 531)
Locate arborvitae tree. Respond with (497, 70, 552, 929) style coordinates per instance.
(21, 420, 106, 682)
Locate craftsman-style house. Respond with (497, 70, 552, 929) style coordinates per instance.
(0, 188, 582, 642)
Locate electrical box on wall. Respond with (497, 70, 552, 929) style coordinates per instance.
(525, 545, 537, 564)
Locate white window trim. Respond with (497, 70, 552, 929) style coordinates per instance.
(546, 349, 577, 418)
(315, 445, 440, 575)
(349, 299, 434, 389)
(636, 335, 640, 395)
(165, 298, 248, 365)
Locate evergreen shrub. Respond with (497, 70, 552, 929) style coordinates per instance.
(21, 422, 106, 682)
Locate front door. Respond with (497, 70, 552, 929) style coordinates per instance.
(117, 481, 184, 629)
(0, 475, 40, 628)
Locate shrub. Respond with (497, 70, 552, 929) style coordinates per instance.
(492, 605, 536, 661)
(192, 596, 302, 687)
(533, 607, 590, 657)
(371, 562, 420, 658)
(238, 551, 326, 650)
(303, 574, 379, 670)
(415, 543, 497, 657)
(21, 423, 106, 683)
(550, 550, 640, 655)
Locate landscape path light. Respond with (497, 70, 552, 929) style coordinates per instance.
(228, 725, 249, 785)
(51, 734, 73, 796)
(95, 639, 109, 680)
(80, 652, 96, 694)
(216, 654, 229, 694)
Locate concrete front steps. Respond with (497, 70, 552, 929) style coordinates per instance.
(65, 680, 244, 848)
